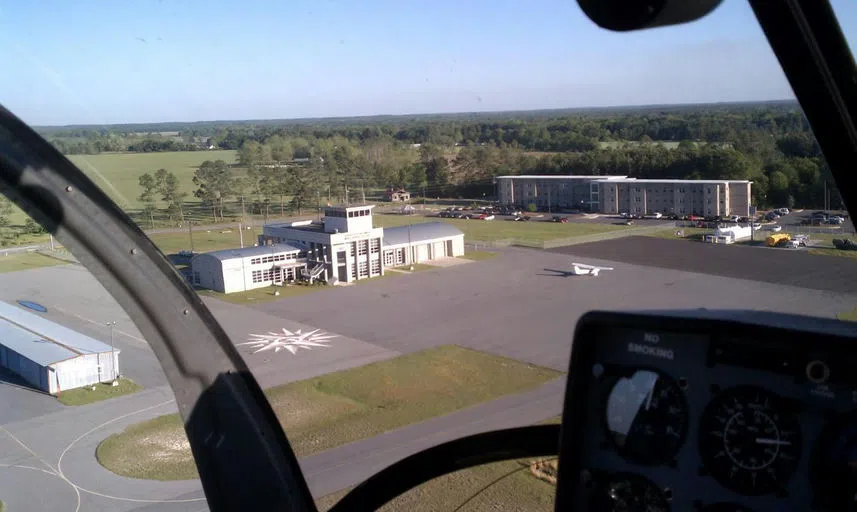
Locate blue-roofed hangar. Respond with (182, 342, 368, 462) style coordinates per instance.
(191, 205, 465, 293)
(0, 301, 120, 394)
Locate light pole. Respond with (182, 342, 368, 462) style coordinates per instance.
(106, 321, 117, 382)
(408, 221, 414, 271)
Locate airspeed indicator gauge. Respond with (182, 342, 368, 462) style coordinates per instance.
(604, 368, 688, 465)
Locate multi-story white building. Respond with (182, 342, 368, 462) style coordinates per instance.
(192, 205, 465, 293)
(495, 175, 752, 217)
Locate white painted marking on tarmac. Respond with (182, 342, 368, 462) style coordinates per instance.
(57, 398, 206, 504)
(48, 305, 149, 346)
(0, 425, 81, 512)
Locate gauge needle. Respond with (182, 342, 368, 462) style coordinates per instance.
(756, 438, 791, 446)
(644, 381, 655, 411)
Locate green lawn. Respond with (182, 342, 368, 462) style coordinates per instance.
(197, 283, 328, 304)
(461, 250, 499, 261)
(644, 227, 711, 241)
(57, 378, 142, 406)
(68, 151, 237, 211)
(147, 227, 261, 255)
(838, 308, 857, 322)
(372, 214, 627, 244)
(96, 345, 560, 481)
(0, 252, 64, 273)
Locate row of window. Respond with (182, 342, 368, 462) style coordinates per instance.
(250, 267, 297, 284)
(250, 253, 298, 265)
(326, 209, 371, 218)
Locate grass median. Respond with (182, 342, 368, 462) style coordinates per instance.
(96, 345, 560, 481)
(373, 214, 626, 245)
(0, 252, 64, 273)
(57, 378, 142, 406)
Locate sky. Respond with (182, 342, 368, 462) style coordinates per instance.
(0, 0, 855, 126)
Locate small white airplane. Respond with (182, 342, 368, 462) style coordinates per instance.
(571, 262, 614, 277)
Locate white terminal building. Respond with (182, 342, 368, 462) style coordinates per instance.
(192, 204, 465, 294)
(495, 175, 752, 218)
(0, 301, 120, 394)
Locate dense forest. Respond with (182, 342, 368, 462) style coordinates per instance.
(41, 101, 840, 215)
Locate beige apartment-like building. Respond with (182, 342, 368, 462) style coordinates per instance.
(495, 175, 752, 217)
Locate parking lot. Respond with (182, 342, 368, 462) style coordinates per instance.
(766, 209, 855, 233)
(432, 206, 668, 227)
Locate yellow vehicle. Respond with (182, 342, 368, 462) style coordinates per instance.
(766, 233, 791, 247)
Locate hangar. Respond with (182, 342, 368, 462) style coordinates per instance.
(192, 204, 465, 293)
(0, 301, 120, 394)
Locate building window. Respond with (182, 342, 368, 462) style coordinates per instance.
(370, 239, 380, 253)
(252, 270, 263, 283)
(384, 250, 394, 266)
(371, 260, 380, 275)
(358, 261, 369, 277)
(351, 265, 357, 279)
(358, 240, 368, 256)
(251, 258, 261, 265)
(395, 249, 405, 265)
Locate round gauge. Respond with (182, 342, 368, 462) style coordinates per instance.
(595, 472, 670, 512)
(699, 386, 801, 496)
(604, 368, 689, 465)
(810, 411, 857, 509)
(701, 504, 754, 512)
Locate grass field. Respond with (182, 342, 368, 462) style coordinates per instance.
(197, 283, 329, 304)
(96, 345, 560, 480)
(57, 378, 142, 406)
(147, 227, 262, 255)
(67, 151, 237, 211)
(373, 214, 627, 244)
(644, 227, 711, 241)
(838, 308, 857, 322)
(0, 252, 64, 273)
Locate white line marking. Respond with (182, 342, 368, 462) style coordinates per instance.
(57, 398, 206, 504)
(48, 305, 149, 346)
(0, 425, 81, 512)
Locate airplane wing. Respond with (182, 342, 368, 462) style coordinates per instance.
(572, 263, 614, 271)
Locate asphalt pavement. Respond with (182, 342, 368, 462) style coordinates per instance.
(550, 236, 857, 294)
(2, 239, 857, 510)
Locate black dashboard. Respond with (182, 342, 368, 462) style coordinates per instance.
(555, 310, 857, 512)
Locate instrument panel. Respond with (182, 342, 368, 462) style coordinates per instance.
(556, 311, 857, 511)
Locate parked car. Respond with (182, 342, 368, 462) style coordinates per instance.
(620, 212, 630, 218)
(688, 215, 703, 221)
(512, 215, 529, 221)
(646, 212, 663, 219)
(784, 240, 807, 248)
(769, 225, 783, 232)
(777, 208, 791, 215)
(552, 216, 569, 223)
(178, 250, 195, 257)
(766, 212, 781, 221)
(477, 214, 495, 220)
(829, 216, 845, 224)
